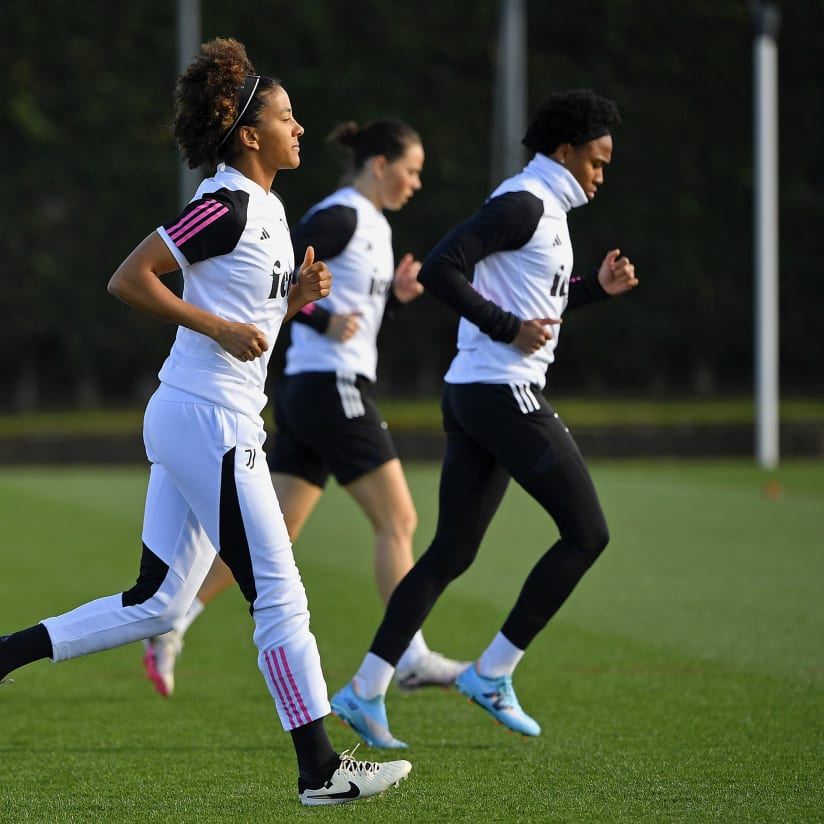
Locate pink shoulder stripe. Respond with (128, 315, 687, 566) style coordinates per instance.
(167, 200, 230, 246)
(167, 200, 224, 237)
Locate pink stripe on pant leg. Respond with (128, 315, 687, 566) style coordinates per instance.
(274, 647, 312, 726)
(264, 649, 297, 729)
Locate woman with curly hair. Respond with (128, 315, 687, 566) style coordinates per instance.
(330, 89, 639, 748)
(0, 37, 411, 806)
(146, 118, 469, 710)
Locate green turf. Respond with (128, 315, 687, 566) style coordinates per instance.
(0, 461, 822, 822)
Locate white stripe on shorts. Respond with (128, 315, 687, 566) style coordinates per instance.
(336, 371, 366, 419)
(510, 382, 540, 414)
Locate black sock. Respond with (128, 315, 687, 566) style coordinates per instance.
(291, 718, 340, 791)
(0, 623, 53, 680)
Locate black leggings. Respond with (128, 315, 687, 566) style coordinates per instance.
(371, 382, 609, 663)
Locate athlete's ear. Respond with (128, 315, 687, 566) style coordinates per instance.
(551, 142, 572, 165)
(238, 125, 260, 151)
(370, 154, 388, 178)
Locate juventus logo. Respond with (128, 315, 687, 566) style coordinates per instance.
(244, 449, 256, 469)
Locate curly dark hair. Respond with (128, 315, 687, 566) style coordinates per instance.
(522, 89, 620, 156)
(326, 119, 420, 174)
(172, 37, 279, 170)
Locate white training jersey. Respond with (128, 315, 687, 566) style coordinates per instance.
(418, 154, 607, 388)
(441, 154, 588, 388)
(156, 164, 294, 422)
(284, 186, 395, 382)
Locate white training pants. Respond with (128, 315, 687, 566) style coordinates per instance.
(42, 387, 331, 729)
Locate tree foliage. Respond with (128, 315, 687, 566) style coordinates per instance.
(1, 0, 820, 410)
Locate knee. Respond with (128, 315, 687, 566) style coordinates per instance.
(122, 543, 169, 607)
(420, 535, 477, 583)
(120, 544, 191, 628)
(579, 521, 609, 565)
(126, 592, 187, 629)
(561, 515, 609, 567)
(253, 599, 311, 651)
(376, 502, 417, 546)
(394, 501, 418, 542)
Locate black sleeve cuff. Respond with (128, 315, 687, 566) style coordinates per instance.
(567, 267, 610, 311)
(485, 306, 522, 342)
(292, 303, 331, 333)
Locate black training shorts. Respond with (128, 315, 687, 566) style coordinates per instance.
(267, 371, 398, 487)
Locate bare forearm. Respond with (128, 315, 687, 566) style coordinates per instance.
(108, 231, 227, 340)
(284, 286, 309, 322)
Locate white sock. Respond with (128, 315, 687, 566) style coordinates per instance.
(395, 630, 429, 671)
(477, 632, 524, 679)
(352, 651, 395, 700)
(173, 597, 204, 636)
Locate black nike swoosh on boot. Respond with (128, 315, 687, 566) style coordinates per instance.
(310, 781, 361, 800)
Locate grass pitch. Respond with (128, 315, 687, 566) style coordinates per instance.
(0, 460, 822, 822)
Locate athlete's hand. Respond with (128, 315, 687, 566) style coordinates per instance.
(215, 320, 269, 362)
(511, 317, 562, 354)
(597, 248, 638, 296)
(326, 311, 362, 342)
(392, 253, 423, 303)
(296, 246, 332, 304)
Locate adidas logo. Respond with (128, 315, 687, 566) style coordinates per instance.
(552, 234, 562, 246)
(260, 227, 271, 240)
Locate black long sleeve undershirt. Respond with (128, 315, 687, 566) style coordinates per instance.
(417, 191, 543, 343)
(290, 203, 410, 334)
(418, 190, 610, 338)
(289, 205, 357, 333)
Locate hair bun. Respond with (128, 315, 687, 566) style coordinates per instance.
(326, 120, 360, 147)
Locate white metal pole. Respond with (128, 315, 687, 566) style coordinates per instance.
(753, 2, 780, 469)
(491, 0, 527, 185)
(177, 0, 202, 208)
